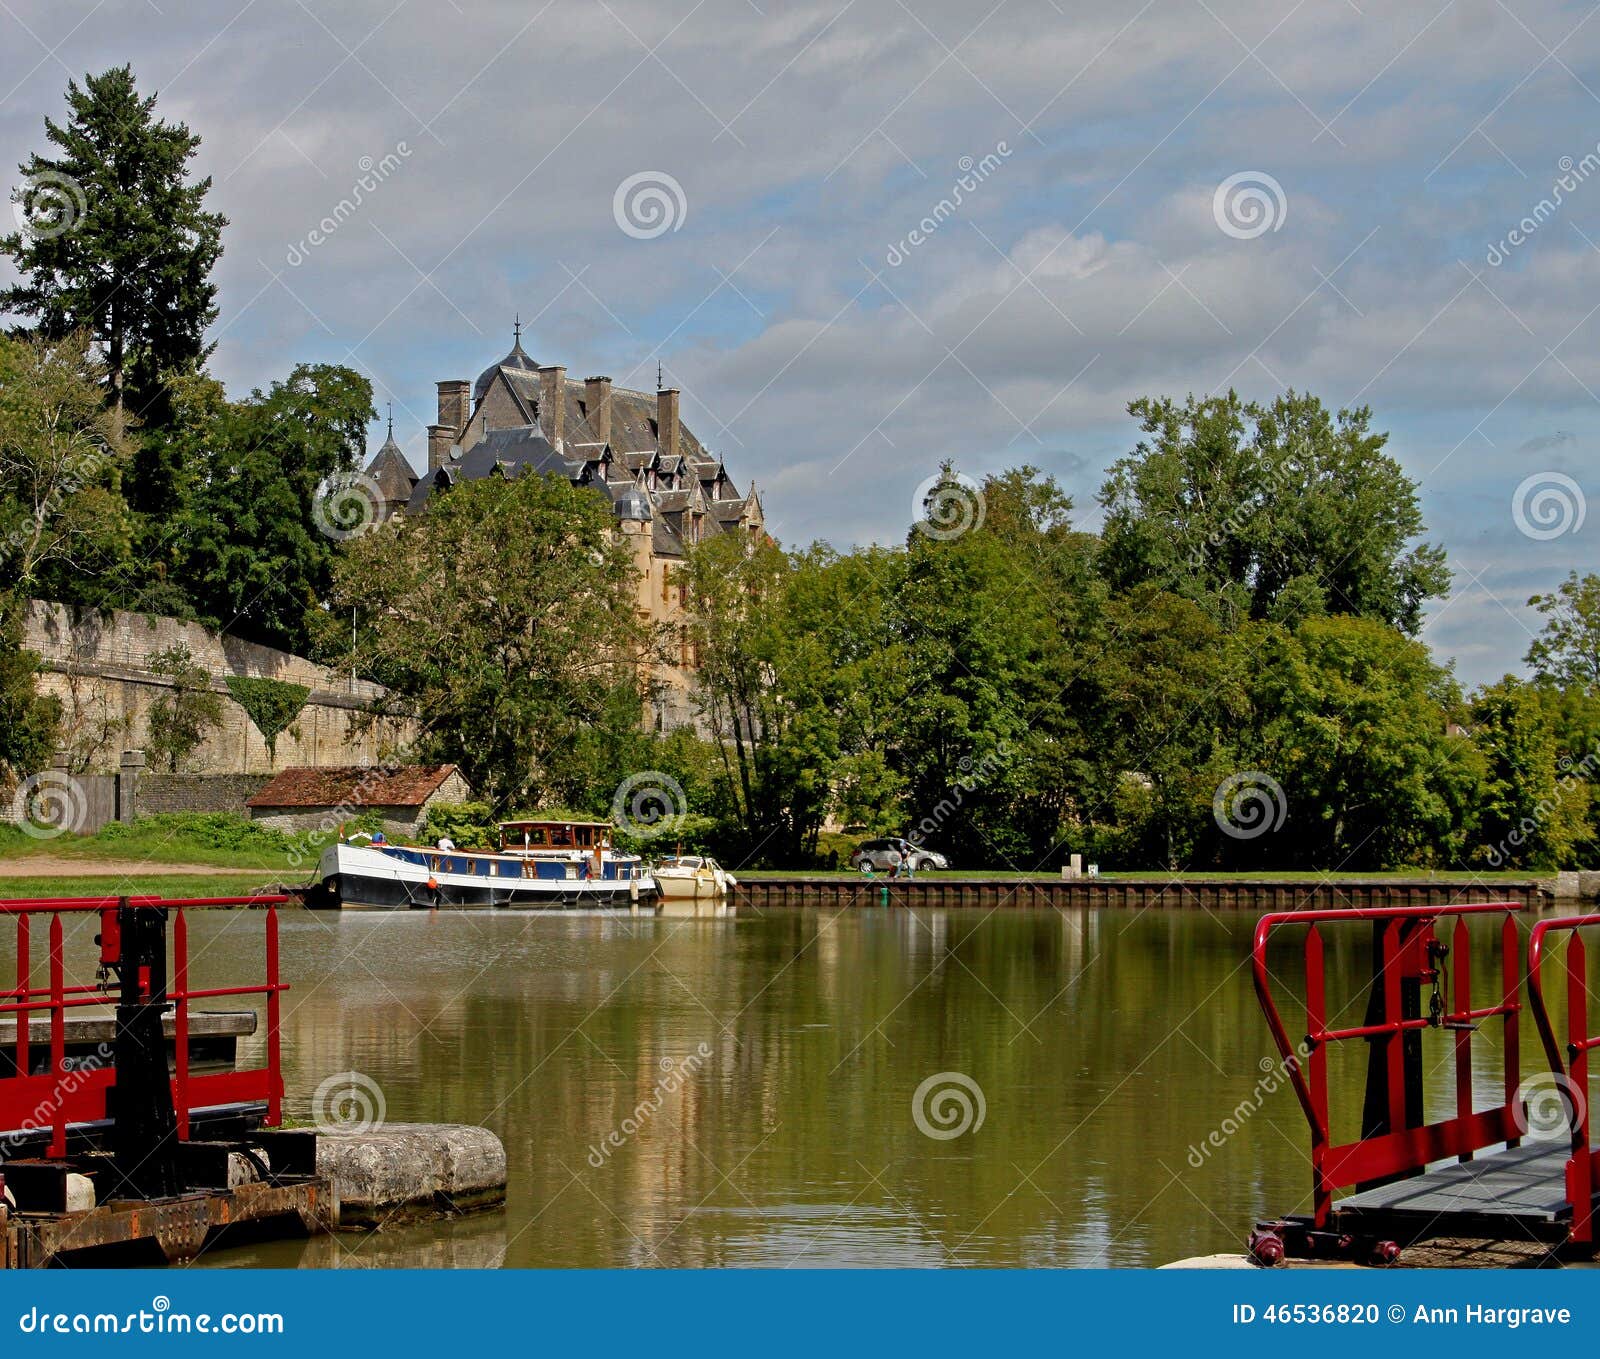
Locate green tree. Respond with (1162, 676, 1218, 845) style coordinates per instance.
(0, 593, 61, 791)
(895, 465, 1102, 866)
(180, 363, 373, 653)
(1084, 589, 1247, 868)
(1249, 616, 1480, 869)
(145, 644, 223, 771)
(323, 469, 651, 808)
(0, 331, 133, 607)
(1468, 677, 1584, 869)
(1526, 571, 1600, 689)
(1098, 390, 1449, 633)
(1, 66, 225, 421)
(683, 531, 839, 862)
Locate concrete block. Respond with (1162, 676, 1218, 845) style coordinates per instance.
(1580, 870, 1600, 901)
(1555, 871, 1583, 900)
(316, 1123, 506, 1227)
(64, 1174, 94, 1213)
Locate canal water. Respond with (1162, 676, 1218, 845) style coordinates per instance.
(12, 906, 1538, 1268)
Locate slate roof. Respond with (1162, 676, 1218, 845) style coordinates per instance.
(404, 427, 573, 512)
(405, 337, 762, 554)
(474, 337, 538, 402)
(365, 435, 418, 505)
(247, 764, 463, 809)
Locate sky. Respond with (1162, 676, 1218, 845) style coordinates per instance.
(0, 0, 1595, 687)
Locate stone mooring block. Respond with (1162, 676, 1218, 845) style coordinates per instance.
(315, 1123, 507, 1228)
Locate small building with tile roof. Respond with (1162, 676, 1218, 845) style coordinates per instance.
(245, 763, 471, 837)
(361, 324, 767, 731)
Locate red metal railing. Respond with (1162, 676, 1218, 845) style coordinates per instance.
(1527, 915, 1600, 1244)
(1252, 902, 1524, 1227)
(0, 896, 286, 1157)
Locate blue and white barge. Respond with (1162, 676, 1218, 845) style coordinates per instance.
(315, 819, 656, 910)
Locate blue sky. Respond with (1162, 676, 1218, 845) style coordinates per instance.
(1, 0, 1595, 686)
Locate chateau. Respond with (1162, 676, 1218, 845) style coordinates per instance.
(363, 327, 766, 730)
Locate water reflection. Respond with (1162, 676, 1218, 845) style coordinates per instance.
(0, 905, 1551, 1267)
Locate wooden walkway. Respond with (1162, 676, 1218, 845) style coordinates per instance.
(1332, 1141, 1579, 1244)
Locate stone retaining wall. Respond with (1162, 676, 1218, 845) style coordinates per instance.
(23, 601, 413, 774)
(136, 773, 274, 817)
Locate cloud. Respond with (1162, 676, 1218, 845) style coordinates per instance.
(1, 0, 1596, 685)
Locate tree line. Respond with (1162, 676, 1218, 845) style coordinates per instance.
(2, 67, 1596, 873)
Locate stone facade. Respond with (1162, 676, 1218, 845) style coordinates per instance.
(366, 328, 766, 732)
(24, 601, 412, 775)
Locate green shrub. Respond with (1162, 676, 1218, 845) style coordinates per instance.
(98, 812, 297, 856)
(224, 677, 310, 759)
(421, 802, 498, 849)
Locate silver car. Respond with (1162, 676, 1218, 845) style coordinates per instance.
(849, 839, 949, 873)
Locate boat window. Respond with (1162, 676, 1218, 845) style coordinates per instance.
(549, 825, 573, 848)
(575, 826, 593, 848)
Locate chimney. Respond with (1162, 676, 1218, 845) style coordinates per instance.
(585, 376, 613, 447)
(657, 387, 679, 462)
(427, 425, 454, 472)
(436, 379, 470, 433)
(538, 365, 566, 451)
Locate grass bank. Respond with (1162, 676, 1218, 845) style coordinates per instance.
(0, 872, 297, 900)
(0, 814, 309, 873)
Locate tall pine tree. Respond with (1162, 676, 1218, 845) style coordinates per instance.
(1, 66, 226, 426)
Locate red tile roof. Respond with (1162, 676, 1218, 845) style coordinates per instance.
(246, 764, 462, 809)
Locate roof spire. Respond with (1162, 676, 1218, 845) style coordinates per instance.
(386, 401, 394, 439)
(656, 359, 663, 391)
(513, 314, 521, 342)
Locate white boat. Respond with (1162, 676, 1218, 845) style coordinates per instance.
(313, 819, 656, 910)
(651, 854, 737, 904)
